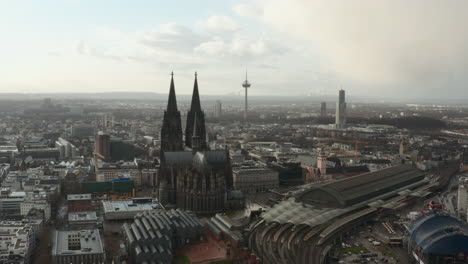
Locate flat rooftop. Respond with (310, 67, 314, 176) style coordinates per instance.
(68, 211, 98, 222)
(52, 229, 104, 256)
(67, 194, 92, 201)
(102, 200, 161, 213)
(9, 191, 26, 198)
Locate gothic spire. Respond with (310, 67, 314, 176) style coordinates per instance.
(160, 71, 183, 155)
(167, 71, 178, 112)
(190, 71, 201, 112)
(185, 72, 207, 150)
(193, 112, 199, 137)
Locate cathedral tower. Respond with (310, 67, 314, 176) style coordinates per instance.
(160, 72, 183, 156)
(185, 72, 208, 150)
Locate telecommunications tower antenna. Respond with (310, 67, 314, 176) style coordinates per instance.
(242, 70, 251, 122)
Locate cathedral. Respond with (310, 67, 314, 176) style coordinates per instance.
(158, 72, 232, 214)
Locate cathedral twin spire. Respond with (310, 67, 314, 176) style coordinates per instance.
(189, 72, 202, 115)
(160, 72, 207, 154)
(185, 72, 208, 150)
(160, 72, 183, 155)
(166, 71, 178, 113)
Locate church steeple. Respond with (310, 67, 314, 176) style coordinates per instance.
(167, 71, 178, 113)
(160, 71, 183, 156)
(185, 72, 207, 150)
(190, 72, 202, 113)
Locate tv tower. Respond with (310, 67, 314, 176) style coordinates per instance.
(242, 71, 251, 122)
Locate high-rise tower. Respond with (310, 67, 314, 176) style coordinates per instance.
(320, 102, 327, 118)
(335, 89, 347, 129)
(214, 100, 222, 118)
(160, 72, 183, 156)
(95, 132, 110, 160)
(242, 71, 251, 122)
(185, 72, 207, 150)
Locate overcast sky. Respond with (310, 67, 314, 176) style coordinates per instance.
(1, 0, 468, 101)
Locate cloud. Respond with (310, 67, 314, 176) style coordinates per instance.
(55, 17, 295, 95)
(75, 25, 203, 65)
(194, 36, 285, 58)
(79, 20, 286, 67)
(76, 40, 86, 55)
(233, 3, 263, 19)
(254, 0, 468, 91)
(47, 51, 61, 57)
(140, 23, 203, 52)
(199, 15, 240, 34)
(194, 39, 226, 56)
(159, 23, 192, 35)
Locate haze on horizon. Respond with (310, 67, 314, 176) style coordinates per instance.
(1, 0, 468, 102)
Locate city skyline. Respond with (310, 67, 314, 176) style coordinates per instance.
(0, 61, 467, 263)
(3, 1, 468, 264)
(2, 0, 468, 101)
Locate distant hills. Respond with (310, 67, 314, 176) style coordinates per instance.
(0, 92, 465, 105)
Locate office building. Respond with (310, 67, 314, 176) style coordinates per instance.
(23, 147, 60, 161)
(102, 198, 161, 220)
(23, 136, 48, 149)
(139, 163, 158, 187)
(232, 162, 279, 193)
(93, 160, 139, 183)
(0, 220, 39, 264)
(20, 201, 51, 222)
(55, 138, 80, 159)
(80, 180, 134, 198)
(95, 133, 110, 160)
(71, 125, 95, 138)
(51, 229, 105, 264)
(335, 89, 346, 129)
(214, 100, 222, 118)
(67, 194, 93, 212)
(0, 146, 19, 161)
(109, 138, 135, 161)
(320, 102, 327, 118)
(68, 211, 99, 229)
(0, 193, 24, 217)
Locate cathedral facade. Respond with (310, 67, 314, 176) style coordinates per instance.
(158, 72, 232, 214)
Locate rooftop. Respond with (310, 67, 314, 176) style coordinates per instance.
(262, 164, 430, 227)
(297, 164, 426, 207)
(68, 211, 98, 222)
(67, 194, 92, 201)
(409, 211, 468, 256)
(9, 191, 26, 198)
(102, 199, 161, 213)
(52, 229, 104, 256)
